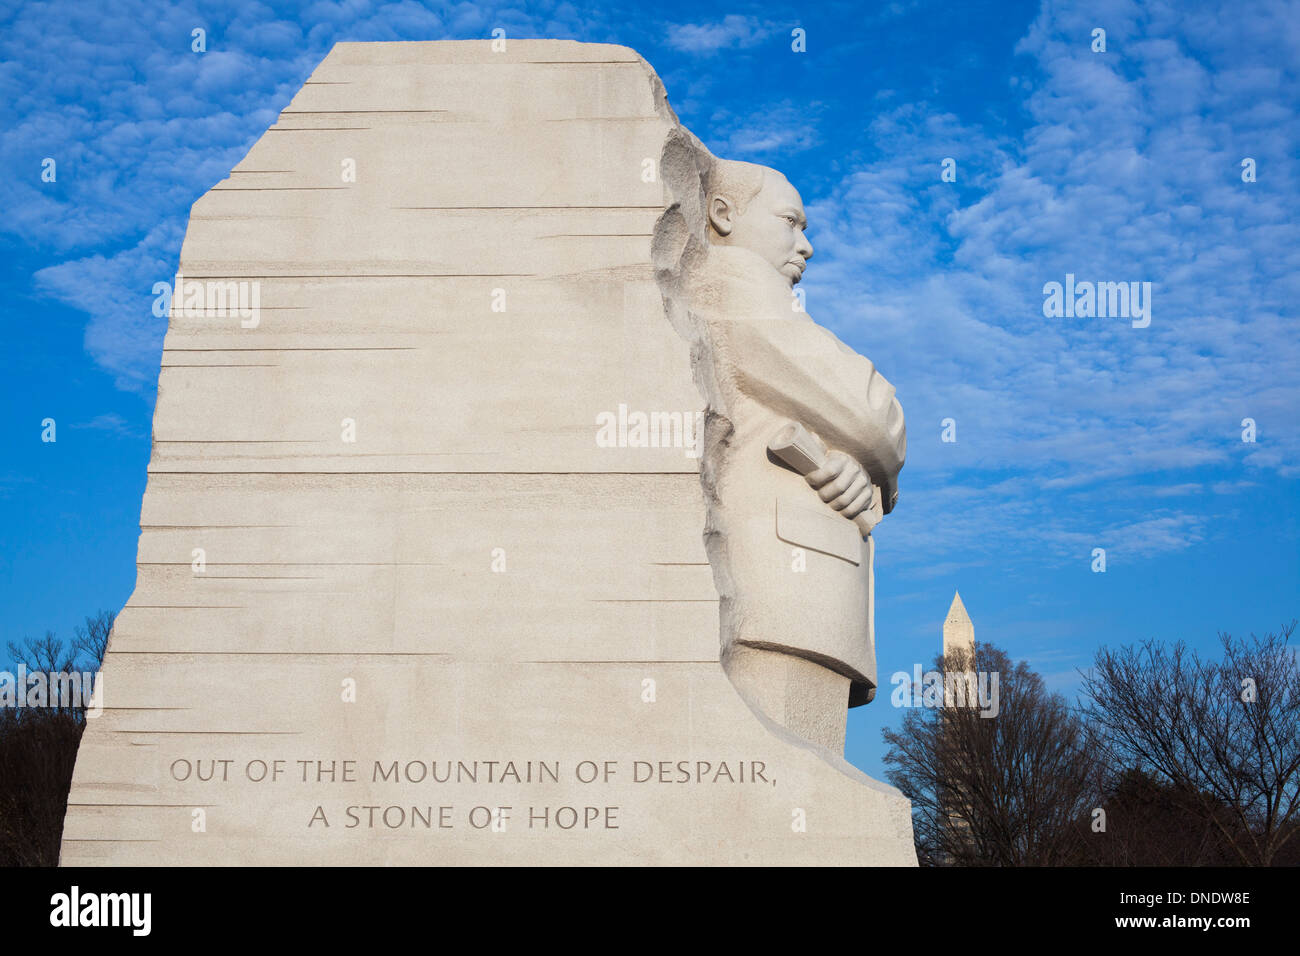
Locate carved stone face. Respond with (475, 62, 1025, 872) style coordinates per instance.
(709, 168, 814, 285)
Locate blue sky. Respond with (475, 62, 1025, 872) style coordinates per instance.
(1, 0, 1297, 781)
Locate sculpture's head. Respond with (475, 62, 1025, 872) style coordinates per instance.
(704, 159, 814, 285)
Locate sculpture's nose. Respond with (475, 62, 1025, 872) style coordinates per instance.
(796, 230, 813, 261)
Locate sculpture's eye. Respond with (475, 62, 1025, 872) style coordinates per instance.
(784, 216, 797, 226)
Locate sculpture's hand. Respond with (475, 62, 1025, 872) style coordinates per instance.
(805, 451, 876, 521)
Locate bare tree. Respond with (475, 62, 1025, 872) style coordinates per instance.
(72, 609, 115, 670)
(882, 642, 1104, 866)
(0, 613, 115, 865)
(6, 628, 91, 719)
(1079, 622, 1300, 866)
(6, 631, 75, 677)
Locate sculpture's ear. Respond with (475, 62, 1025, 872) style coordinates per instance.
(708, 194, 735, 238)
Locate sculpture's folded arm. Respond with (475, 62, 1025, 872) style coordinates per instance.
(710, 315, 907, 511)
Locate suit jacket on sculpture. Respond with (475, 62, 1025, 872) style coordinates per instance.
(689, 245, 907, 704)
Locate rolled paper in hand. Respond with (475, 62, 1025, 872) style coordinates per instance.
(768, 420, 878, 536)
(768, 421, 827, 473)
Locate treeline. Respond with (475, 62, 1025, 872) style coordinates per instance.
(883, 623, 1300, 866)
(0, 611, 113, 866)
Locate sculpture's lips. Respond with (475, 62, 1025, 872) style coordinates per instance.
(786, 259, 806, 277)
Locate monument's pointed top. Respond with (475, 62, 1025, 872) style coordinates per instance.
(946, 590, 969, 623)
(943, 590, 975, 655)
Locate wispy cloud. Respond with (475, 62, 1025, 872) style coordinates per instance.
(800, 0, 1300, 569)
(706, 100, 826, 157)
(0, 0, 598, 394)
(68, 412, 138, 437)
(32, 222, 184, 392)
(665, 15, 777, 54)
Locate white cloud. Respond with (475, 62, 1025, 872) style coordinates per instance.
(33, 221, 184, 392)
(665, 15, 775, 54)
(1, 0, 595, 392)
(800, 0, 1300, 569)
(705, 100, 825, 157)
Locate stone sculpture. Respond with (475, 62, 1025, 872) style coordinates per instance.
(63, 40, 916, 866)
(656, 151, 906, 753)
